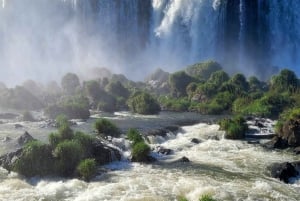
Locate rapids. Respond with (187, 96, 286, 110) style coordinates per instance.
(0, 112, 299, 201)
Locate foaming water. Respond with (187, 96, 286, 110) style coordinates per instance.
(0, 122, 299, 201)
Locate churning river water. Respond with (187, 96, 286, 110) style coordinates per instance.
(0, 112, 299, 201)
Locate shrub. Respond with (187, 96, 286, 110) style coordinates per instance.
(73, 131, 95, 157)
(131, 141, 151, 162)
(199, 194, 217, 201)
(127, 128, 144, 145)
(54, 140, 83, 176)
(22, 111, 35, 122)
(55, 114, 69, 127)
(13, 141, 54, 177)
(127, 91, 161, 115)
(94, 118, 121, 137)
(177, 196, 189, 201)
(77, 159, 97, 181)
(219, 116, 248, 139)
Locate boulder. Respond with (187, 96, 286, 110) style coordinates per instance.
(17, 131, 34, 146)
(91, 140, 121, 165)
(155, 146, 173, 155)
(277, 119, 300, 147)
(0, 148, 23, 170)
(269, 162, 299, 183)
(175, 156, 190, 163)
(191, 138, 201, 144)
(294, 147, 300, 154)
(14, 124, 23, 129)
(263, 136, 289, 149)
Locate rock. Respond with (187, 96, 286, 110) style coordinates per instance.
(263, 136, 289, 149)
(207, 135, 220, 141)
(155, 146, 173, 155)
(191, 138, 201, 144)
(294, 147, 300, 154)
(269, 162, 299, 183)
(164, 125, 180, 133)
(146, 129, 168, 137)
(0, 148, 23, 170)
(1, 136, 12, 142)
(17, 131, 35, 146)
(91, 139, 121, 165)
(175, 156, 190, 163)
(277, 119, 300, 147)
(14, 124, 23, 129)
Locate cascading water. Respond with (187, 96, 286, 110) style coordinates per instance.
(0, 0, 299, 84)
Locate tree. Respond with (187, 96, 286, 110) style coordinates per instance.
(208, 70, 230, 86)
(61, 73, 80, 95)
(127, 91, 161, 115)
(105, 81, 129, 99)
(185, 60, 222, 80)
(169, 71, 194, 97)
(271, 69, 298, 93)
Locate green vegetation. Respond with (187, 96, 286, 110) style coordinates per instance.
(177, 194, 217, 201)
(54, 140, 83, 176)
(219, 116, 248, 139)
(199, 194, 217, 201)
(185, 60, 222, 80)
(12, 118, 120, 179)
(126, 128, 144, 145)
(131, 141, 151, 162)
(127, 128, 151, 162)
(13, 141, 54, 177)
(77, 159, 97, 181)
(127, 91, 161, 115)
(94, 118, 121, 137)
(22, 111, 35, 122)
(61, 73, 81, 95)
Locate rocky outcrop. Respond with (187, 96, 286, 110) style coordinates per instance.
(17, 131, 34, 146)
(91, 140, 121, 165)
(266, 119, 300, 149)
(0, 148, 23, 170)
(278, 119, 300, 147)
(269, 162, 300, 183)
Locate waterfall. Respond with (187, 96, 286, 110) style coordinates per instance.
(0, 0, 299, 84)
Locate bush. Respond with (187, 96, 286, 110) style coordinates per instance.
(127, 91, 161, 115)
(73, 131, 95, 157)
(13, 141, 54, 177)
(127, 128, 144, 145)
(22, 111, 35, 122)
(219, 116, 248, 139)
(77, 159, 97, 181)
(199, 194, 217, 201)
(131, 141, 151, 162)
(54, 140, 83, 176)
(94, 118, 121, 137)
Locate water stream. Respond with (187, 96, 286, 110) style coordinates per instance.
(0, 112, 299, 200)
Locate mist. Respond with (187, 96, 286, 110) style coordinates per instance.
(0, 0, 299, 86)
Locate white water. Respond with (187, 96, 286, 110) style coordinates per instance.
(0, 122, 299, 201)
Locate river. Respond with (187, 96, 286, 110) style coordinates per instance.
(0, 112, 299, 201)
